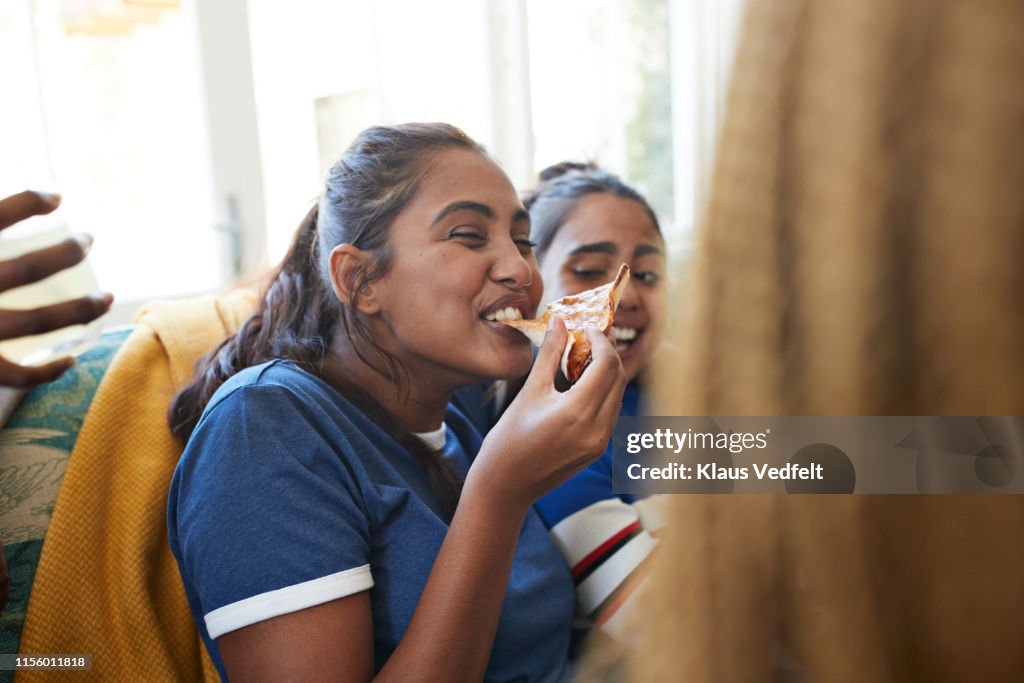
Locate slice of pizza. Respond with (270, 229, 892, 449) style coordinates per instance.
(504, 263, 630, 382)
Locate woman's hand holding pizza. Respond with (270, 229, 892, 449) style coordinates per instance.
(469, 316, 627, 515)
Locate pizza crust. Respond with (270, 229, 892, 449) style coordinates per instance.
(501, 319, 547, 346)
(503, 263, 630, 382)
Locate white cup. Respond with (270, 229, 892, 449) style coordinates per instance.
(0, 215, 104, 366)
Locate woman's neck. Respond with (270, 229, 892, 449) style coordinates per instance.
(318, 340, 451, 433)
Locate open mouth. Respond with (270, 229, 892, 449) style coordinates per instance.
(610, 326, 641, 353)
(480, 299, 532, 342)
(483, 307, 525, 323)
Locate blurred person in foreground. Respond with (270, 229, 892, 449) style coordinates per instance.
(582, 0, 1024, 680)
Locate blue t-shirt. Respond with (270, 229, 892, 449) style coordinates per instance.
(168, 360, 573, 681)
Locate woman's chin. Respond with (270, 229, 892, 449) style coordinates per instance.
(490, 350, 535, 380)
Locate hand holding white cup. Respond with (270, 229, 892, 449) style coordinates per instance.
(0, 190, 113, 388)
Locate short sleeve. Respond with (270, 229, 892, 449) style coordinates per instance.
(168, 382, 374, 640)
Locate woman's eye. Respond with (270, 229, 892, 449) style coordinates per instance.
(634, 271, 662, 284)
(514, 239, 537, 251)
(571, 269, 608, 280)
(448, 230, 487, 243)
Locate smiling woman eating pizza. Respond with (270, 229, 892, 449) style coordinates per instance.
(166, 124, 626, 682)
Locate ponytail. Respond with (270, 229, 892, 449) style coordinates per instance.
(169, 204, 336, 442)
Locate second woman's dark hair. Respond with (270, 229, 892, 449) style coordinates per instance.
(169, 122, 487, 517)
(523, 161, 661, 260)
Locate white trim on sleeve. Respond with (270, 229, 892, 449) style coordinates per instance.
(576, 533, 658, 614)
(549, 498, 640, 565)
(204, 564, 374, 639)
(632, 495, 668, 533)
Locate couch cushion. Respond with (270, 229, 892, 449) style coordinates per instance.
(0, 328, 131, 668)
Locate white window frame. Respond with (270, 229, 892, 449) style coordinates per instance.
(669, 0, 746, 238)
(187, 0, 268, 282)
(114, 0, 747, 326)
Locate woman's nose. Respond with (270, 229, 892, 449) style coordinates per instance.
(491, 242, 534, 288)
(617, 278, 641, 310)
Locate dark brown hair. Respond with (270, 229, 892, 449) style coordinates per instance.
(169, 123, 488, 517)
(523, 161, 662, 260)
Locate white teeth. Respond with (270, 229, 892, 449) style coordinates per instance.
(484, 307, 524, 322)
(611, 327, 637, 341)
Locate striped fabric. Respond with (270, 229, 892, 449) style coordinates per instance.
(549, 497, 664, 641)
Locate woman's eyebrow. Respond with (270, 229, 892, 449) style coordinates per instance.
(635, 244, 664, 258)
(431, 200, 495, 227)
(568, 241, 618, 256)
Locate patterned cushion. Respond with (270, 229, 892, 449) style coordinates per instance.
(0, 328, 131, 669)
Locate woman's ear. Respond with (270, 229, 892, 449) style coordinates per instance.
(328, 244, 381, 314)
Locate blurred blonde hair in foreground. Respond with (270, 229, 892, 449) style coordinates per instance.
(602, 0, 1024, 680)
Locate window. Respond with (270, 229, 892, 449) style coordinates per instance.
(247, 0, 745, 261)
(527, 0, 675, 228)
(4, 0, 747, 301)
(0, 0, 221, 311)
(246, 0, 501, 260)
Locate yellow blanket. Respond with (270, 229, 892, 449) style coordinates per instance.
(19, 289, 257, 682)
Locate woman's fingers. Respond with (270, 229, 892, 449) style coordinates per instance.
(0, 234, 93, 292)
(0, 191, 109, 389)
(525, 316, 567, 388)
(0, 354, 75, 389)
(593, 325, 628, 404)
(478, 325, 628, 504)
(0, 292, 113, 342)
(0, 191, 61, 230)
(523, 322, 627, 428)
(571, 326, 627, 407)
